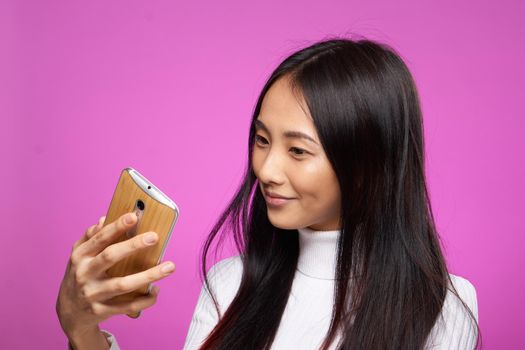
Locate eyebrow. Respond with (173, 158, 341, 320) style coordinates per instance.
(254, 119, 319, 145)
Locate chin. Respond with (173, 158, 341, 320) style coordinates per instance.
(266, 212, 301, 230)
(270, 222, 300, 230)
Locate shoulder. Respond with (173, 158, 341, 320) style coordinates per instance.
(207, 254, 243, 281)
(204, 254, 244, 312)
(183, 256, 243, 349)
(447, 273, 478, 321)
(425, 273, 479, 349)
(208, 255, 242, 275)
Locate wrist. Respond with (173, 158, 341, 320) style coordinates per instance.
(67, 325, 110, 350)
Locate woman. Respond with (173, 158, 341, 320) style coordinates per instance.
(57, 37, 481, 349)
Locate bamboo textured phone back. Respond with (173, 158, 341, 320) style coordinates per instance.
(103, 168, 178, 317)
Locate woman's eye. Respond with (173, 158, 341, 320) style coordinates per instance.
(254, 136, 307, 157)
(290, 147, 307, 156)
(255, 135, 268, 145)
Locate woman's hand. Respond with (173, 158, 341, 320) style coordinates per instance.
(56, 212, 176, 344)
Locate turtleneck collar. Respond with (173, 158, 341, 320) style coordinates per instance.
(296, 227, 340, 280)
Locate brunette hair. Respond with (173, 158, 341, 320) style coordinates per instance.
(197, 35, 481, 349)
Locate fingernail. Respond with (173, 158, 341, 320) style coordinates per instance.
(151, 285, 160, 295)
(143, 232, 158, 245)
(125, 213, 136, 224)
(161, 262, 175, 274)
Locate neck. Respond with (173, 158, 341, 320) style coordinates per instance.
(296, 226, 341, 280)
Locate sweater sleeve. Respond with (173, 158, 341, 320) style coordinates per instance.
(182, 256, 242, 350)
(425, 275, 479, 349)
(67, 329, 120, 350)
(101, 330, 121, 350)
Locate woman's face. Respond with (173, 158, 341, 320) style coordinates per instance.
(251, 75, 342, 231)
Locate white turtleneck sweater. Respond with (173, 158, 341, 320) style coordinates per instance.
(86, 227, 479, 349)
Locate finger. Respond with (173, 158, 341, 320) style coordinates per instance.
(90, 287, 160, 318)
(88, 231, 160, 276)
(72, 224, 96, 251)
(87, 216, 107, 239)
(72, 216, 106, 250)
(89, 261, 175, 301)
(76, 212, 137, 257)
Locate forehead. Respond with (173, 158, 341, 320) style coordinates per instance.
(257, 76, 317, 133)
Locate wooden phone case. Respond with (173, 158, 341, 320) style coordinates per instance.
(102, 167, 179, 318)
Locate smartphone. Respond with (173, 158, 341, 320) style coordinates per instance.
(101, 167, 179, 318)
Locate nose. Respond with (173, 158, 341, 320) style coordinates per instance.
(256, 149, 286, 186)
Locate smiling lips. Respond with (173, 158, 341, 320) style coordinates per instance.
(264, 190, 294, 207)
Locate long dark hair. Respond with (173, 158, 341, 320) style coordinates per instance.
(197, 36, 481, 349)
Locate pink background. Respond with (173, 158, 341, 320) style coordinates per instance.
(1, 0, 523, 349)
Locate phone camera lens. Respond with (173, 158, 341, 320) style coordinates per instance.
(137, 200, 145, 211)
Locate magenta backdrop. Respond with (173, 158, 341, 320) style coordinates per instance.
(1, 0, 523, 349)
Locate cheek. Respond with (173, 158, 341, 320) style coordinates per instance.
(293, 161, 330, 200)
(251, 150, 261, 176)
(294, 160, 339, 203)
